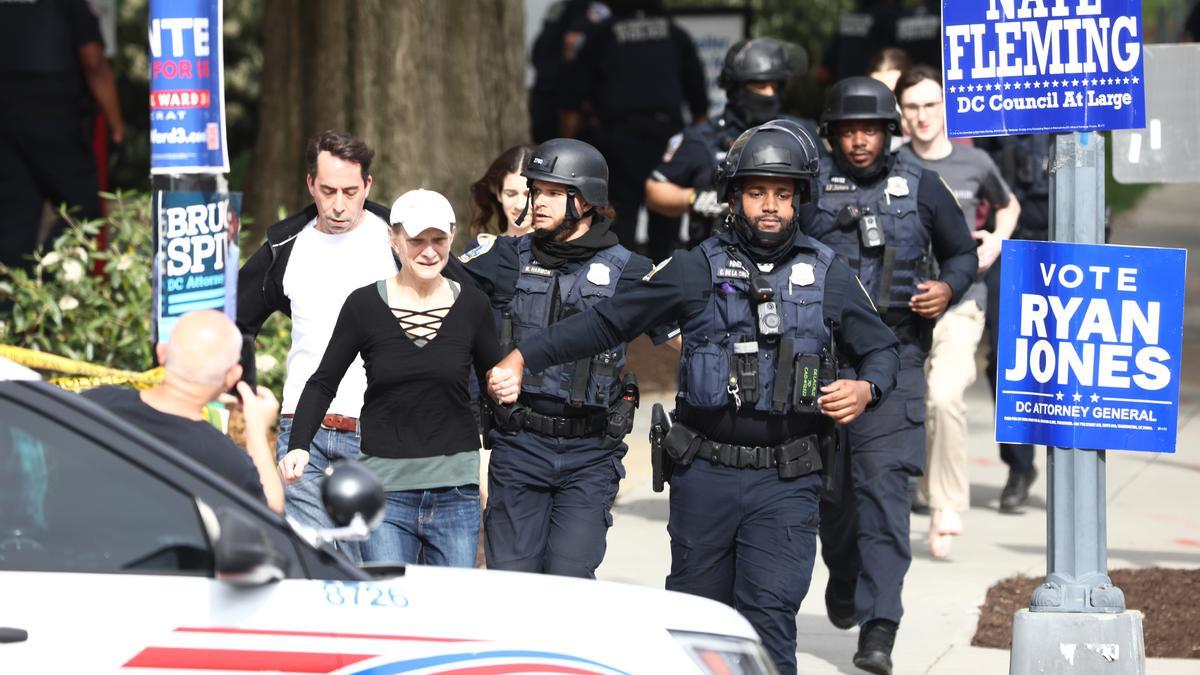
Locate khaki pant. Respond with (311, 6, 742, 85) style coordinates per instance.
(920, 299, 986, 512)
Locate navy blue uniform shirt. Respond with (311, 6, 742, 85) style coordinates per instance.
(519, 232, 900, 446)
(800, 162, 980, 309)
(449, 234, 675, 416)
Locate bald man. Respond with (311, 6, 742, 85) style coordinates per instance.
(82, 310, 284, 513)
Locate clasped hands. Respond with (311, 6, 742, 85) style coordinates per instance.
(487, 350, 526, 405)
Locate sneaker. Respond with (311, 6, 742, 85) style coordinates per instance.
(853, 619, 897, 675)
(999, 467, 1038, 514)
(825, 577, 857, 630)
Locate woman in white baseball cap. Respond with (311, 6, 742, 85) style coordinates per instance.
(288, 188, 504, 568)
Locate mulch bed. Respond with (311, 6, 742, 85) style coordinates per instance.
(973, 568, 1200, 658)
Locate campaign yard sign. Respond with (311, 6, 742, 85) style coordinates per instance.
(148, 0, 229, 173)
(995, 241, 1186, 453)
(941, 0, 1145, 137)
(152, 191, 241, 344)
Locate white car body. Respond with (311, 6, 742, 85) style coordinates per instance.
(0, 371, 773, 674)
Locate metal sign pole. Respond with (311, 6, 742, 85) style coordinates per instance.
(1008, 133, 1146, 674)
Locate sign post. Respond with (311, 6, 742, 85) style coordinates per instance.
(146, 0, 239, 351)
(943, 2, 1156, 673)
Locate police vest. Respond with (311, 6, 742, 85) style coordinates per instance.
(677, 235, 833, 415)
(508, 236, 632, 409)
(805, 155, 930, 318)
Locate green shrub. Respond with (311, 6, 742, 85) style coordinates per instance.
(0, 191, 291, 398)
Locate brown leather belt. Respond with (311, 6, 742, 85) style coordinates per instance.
(281, 413, 358, 433)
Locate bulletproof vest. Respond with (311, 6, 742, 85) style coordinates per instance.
(677, 234, 833, 415)
(805, 155, 930, 319)
(597, 15, 686, 120)
(689, 111, 744, 184)
(508, 236, 632, 409)
(0, 0, 77, 77)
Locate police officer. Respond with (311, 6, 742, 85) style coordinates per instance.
(801, 77, 978, 675)
(487, 120, 900, 675)
(645, 37, 822, 260)
(559, 0, 709, 252)
(975, 133, 1052, 513)
(0, 0, 124, 273)
(451, 138, 673, 578)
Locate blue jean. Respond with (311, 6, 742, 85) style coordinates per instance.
(276, 416, 363, 564)
(360, 486, 481, 568)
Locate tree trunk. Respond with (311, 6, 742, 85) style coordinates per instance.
(245, 0, 528, 249)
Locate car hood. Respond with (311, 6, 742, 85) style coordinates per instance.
(396, 564, 758, 640)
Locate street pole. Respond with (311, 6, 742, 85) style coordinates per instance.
(1008, 132, 1146, 674)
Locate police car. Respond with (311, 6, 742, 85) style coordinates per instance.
(0, 361, 775, 674)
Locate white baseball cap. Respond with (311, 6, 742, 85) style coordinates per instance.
(389, 189, 455, 237)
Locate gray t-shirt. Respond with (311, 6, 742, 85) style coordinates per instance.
(900, 142, 1012, 309)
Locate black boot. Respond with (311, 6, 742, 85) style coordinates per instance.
(999, 467, 1038, 513)
(853, 619, 897, 675)
(825, 576, 857, 630)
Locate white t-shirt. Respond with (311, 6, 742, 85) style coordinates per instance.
(281, 212, 398, 415)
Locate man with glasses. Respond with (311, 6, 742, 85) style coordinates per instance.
(894, 65, 1021, 558)
(799, 76, 978, 675)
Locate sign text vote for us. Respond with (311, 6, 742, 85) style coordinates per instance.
(941, 0, 1145, 137)
(995, 241, 1186, 453)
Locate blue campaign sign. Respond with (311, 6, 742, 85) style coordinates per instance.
(152, 191, 242, 344)
(941, 0, 1145, 137)
(148, 0, 228, 173)
(995, 241, 1186, 453)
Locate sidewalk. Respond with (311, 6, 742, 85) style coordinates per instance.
(595, 183, 1200, 674)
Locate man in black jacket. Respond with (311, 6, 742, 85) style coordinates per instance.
(237, 130, 398, 562)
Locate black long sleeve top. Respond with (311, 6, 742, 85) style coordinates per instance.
(290, 281, 502, 459)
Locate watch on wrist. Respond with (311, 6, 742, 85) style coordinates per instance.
(869, 382, 882, 404)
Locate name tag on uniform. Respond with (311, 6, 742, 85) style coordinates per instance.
(824, 182, 856, 192)
(717, 267, 749, 280)
(522, 264, 554, 277)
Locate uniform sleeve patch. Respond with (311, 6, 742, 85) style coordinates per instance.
(459, 235, 496, 263)
(661, 133, 683, 163)
(643, 256, 672, 281)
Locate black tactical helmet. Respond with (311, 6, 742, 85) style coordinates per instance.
(715, 119, 821, 204)
(522, 138, 609, 207)
(717, 37, 804, 90)
(819, 76, 902, 137)
(321, 460, 385, 529)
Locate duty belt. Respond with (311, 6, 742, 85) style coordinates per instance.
(661, 419, 824, 479)
(699, 437, 820, 473)
(522, 409, 608, 438)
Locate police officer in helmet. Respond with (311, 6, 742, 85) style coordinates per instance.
(450, 138, 675, 579)
(645, 37, 823, 258)
(487, 120, 899, 675)
(800, 77, 978, 675)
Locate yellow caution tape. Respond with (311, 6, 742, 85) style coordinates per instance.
(0, 345, 163, 390)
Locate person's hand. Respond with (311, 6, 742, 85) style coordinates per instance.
(278, 449, 310, 485)
(690, 189, 727, 219)
(973, 229, 1001, 272)
(488, 350, 525, 404)
(817, 379, 872, 425)
(488, 368, 521, 405)
(910, 280, 951, 319)
(236, 382, 279, 438)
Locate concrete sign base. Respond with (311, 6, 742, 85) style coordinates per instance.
(1010, 609, 1146, 675)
